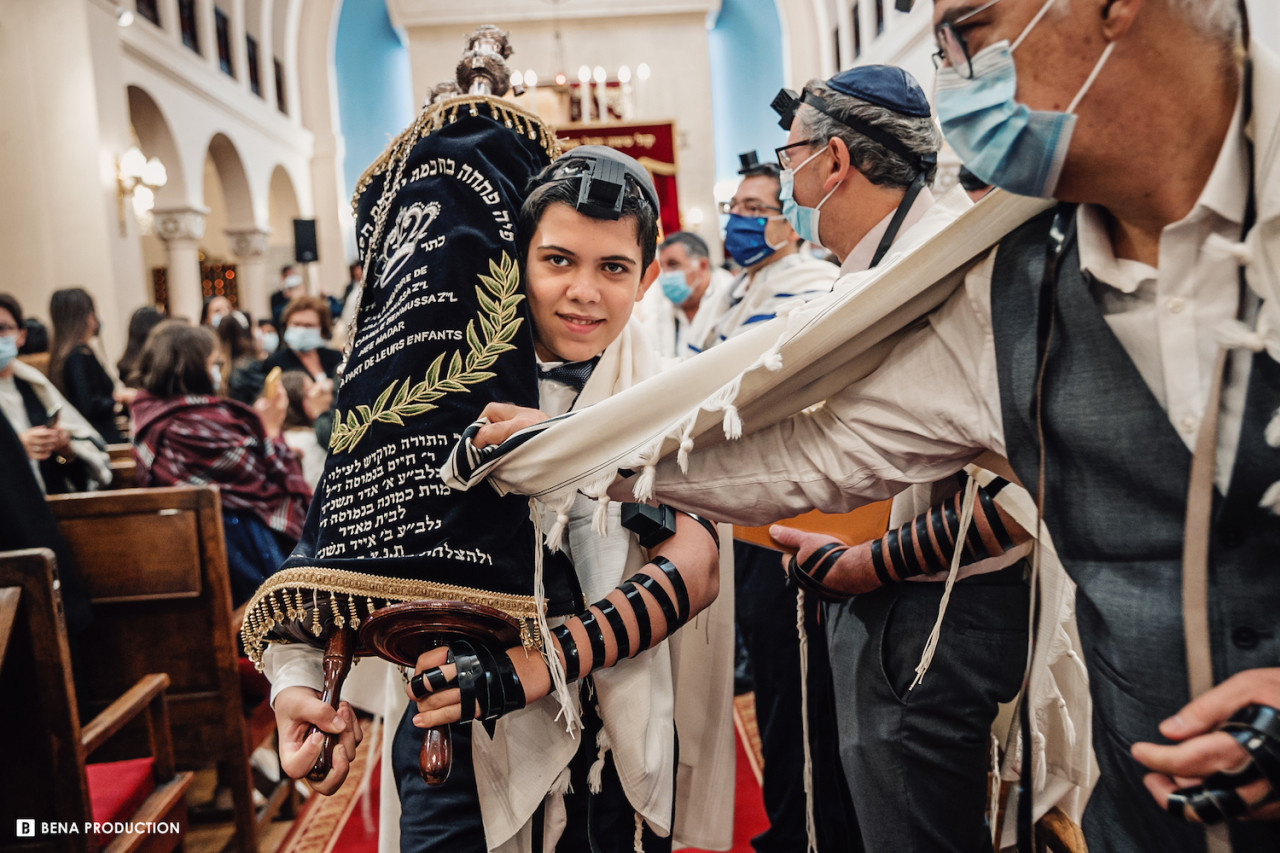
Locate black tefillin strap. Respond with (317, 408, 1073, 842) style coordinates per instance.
(1166, 703, 1280, 825)
(577, 609, 607, 674)
(550, 557, 690, 683)
(441, 641, 526, 729)
(787, 542, 852, 602)
(866, 479, 1018, 581)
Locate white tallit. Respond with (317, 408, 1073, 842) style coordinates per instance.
(472, 318, 731, 851)
(441, 189, 1052, 507)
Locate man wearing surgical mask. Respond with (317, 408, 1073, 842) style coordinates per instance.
(776, 66, 945, 275)
(705, 153, 848, 852)
(642, 0, 1280, 848)
(637, 231, 731, 360)
(705, 152, 836, 348)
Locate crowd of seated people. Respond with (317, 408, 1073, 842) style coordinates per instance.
(3, 288, 347, 610)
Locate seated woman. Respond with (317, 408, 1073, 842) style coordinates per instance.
(279, 369, 331, 490)
(0, 293, 111, 494)
(216, 310, 267, 405)
(130, 321, 311, 606)
(116, 306, 166, 388)
(262, 295, 343, 383)
(263, 296, 340, 446)
(49, 287, 125, 443)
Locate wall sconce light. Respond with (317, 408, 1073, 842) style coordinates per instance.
(117, 145, 167, 235)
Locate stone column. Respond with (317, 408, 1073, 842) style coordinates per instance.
(154, 207, 207, 321)
(227, 227, 271, 321)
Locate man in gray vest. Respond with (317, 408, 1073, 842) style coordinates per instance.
(640, 0, 1280, 850)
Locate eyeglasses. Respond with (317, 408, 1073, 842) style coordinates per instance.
(774, 139, 817, 170)
(718, 198, 783, 217)
(932, 0, 1006, 80)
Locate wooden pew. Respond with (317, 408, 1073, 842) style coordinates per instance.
(0, 547, 192, 853)
(46, 486, 295, 853)
(104, 444, 138, 491)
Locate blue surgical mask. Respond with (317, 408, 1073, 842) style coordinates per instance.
(934, 0, 1114, 199)
(284, 326, 325, 352)
(0, 334, 18, 370)
(260, 331, 279, 354)
(724, 214, 786, 268)
(658, 270, 692, 305)
(780, 147, 841, 248)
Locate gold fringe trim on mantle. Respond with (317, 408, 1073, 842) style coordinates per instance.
(241, 565, 543, 667)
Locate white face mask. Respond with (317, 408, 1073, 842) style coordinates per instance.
(934, 0, 1115, 198)
(779, 147, 842, 247)
(209, 364, 222, 390)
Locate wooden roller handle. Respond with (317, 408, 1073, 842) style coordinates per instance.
(307, 627, 354, 782)
(419, 724, 452, 785)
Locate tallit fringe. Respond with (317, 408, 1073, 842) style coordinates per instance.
(796, 589, 819, 853)
(707, 377, 745, 441)
(532, 500, 580, 736)
(587, 719, 612, 794)
(1213, 314, 1280, 361)
(910, 476, 978, 690)
(722, 405, 743, 440)
(1266, 407, 1280, 448)
(1203, 231, 1255, 268)
(549, 765, 572, 796)
(582, 472, 619, 537)
(633, 813, 645, 852)
(1260, 481, 1280, 516)
(987, 733, 1001, 848)
(675, 411, 701, 473)
(628, 437, 666, 502)
(545, 494, 575, 552)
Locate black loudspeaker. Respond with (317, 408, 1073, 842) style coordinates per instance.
(293, 219, 318, 263)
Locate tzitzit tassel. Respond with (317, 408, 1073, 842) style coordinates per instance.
(796, 588, 819, 853)
(910, 475, 978, 690)
(586, 719, 612, 794)
(721, 404, 743, 440)
(633, 813, 645, 852)
(592, 498, 612, 537)
(988, 733, 1002, 849)
(545, 494, 574, 552)
(1260, 481, 1280, 516)
(1203, 231, 1255, 267)
(531, 499, 579, 735)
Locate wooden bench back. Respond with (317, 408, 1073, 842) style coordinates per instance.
(103, 443, 139, 490)
(0, 548, 92, 851)
(46, 486, 248, 768)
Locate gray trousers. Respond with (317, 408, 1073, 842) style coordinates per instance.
(824, 566, 1029, 853)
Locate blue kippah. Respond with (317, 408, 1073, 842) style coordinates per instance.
(825, 65, 931, 118)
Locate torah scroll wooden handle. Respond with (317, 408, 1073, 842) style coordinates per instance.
(358, 600, 523, 786)
(306, 627, 354, 782)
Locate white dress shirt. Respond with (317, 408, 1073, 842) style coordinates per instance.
(664, 97, 1252, 515)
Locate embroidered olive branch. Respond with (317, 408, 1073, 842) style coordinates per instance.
(329, 252, 524, 454)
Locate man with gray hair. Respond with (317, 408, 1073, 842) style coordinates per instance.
(640, 0, 1280, 849)
(775, 65, 941, 272)
(768, 64, 1036, 853)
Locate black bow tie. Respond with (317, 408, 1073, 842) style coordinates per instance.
(539, 358, 599, 392)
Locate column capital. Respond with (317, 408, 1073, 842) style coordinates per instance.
(226, 227, 272, 258)
(153, 207, 209, 243)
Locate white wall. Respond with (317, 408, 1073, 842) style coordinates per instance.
(388, 2, 723, 254)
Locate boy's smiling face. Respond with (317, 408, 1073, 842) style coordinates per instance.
(526, 202, 657, 363)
